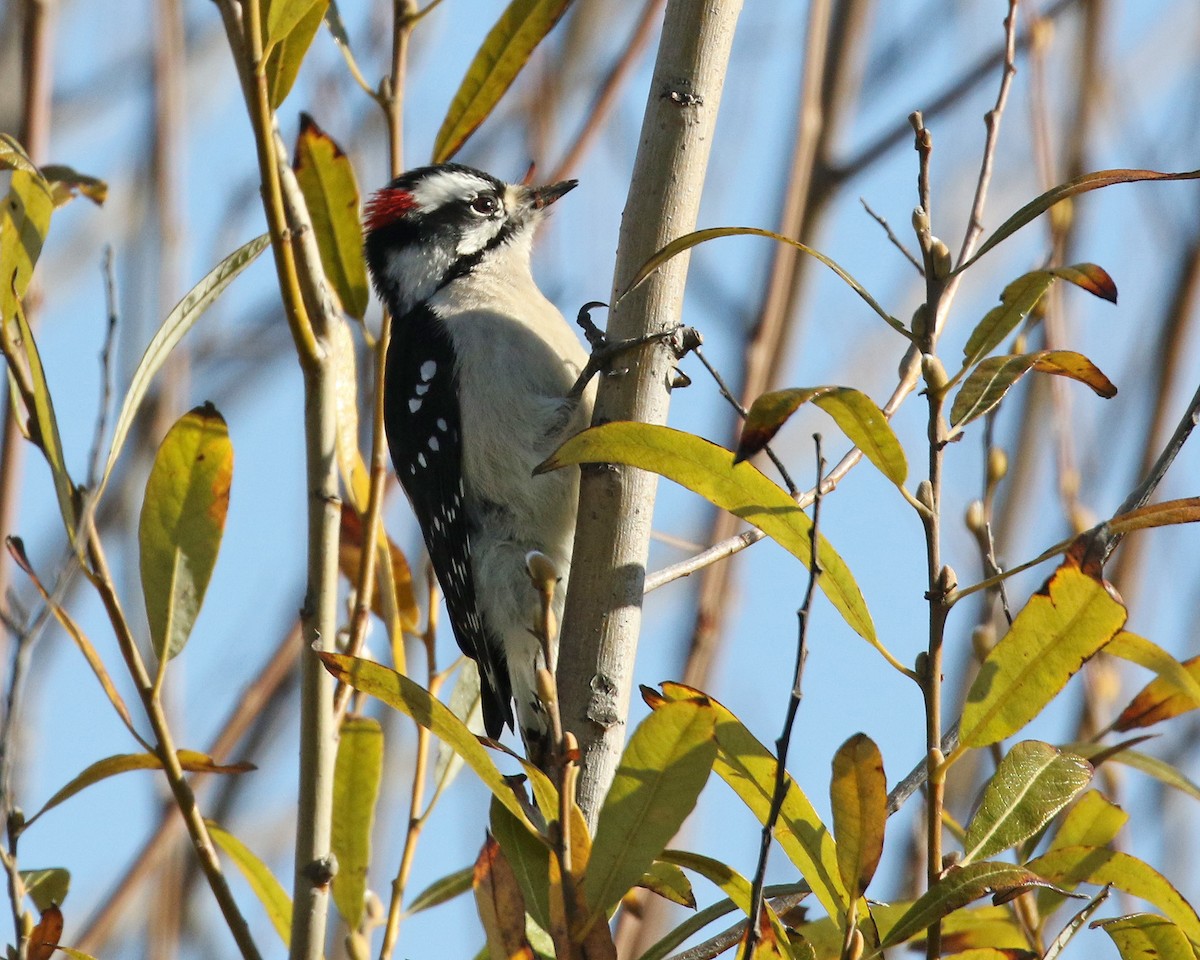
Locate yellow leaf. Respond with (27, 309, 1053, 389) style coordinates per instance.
(209, 821, 293, 946)
(331, 715, 384, 931)
(830, 733, 886, 900)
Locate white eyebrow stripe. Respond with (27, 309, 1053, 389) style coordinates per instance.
(409, 169, 494, 212)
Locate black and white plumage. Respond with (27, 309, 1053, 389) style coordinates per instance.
(363, 163, 593, 755)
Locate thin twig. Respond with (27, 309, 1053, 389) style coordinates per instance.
(859, 197, 924, 274)
(743, 437, 823, 958)
(88, 248, 120, 488)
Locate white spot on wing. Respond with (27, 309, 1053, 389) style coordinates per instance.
(429, 436, 439, 451)
(417, 452, 427, 468)
(420, 360, 437, 381)
(415, 383, 429, 396)
(436, 418, 448, 432)
(409, 398, 422, 413)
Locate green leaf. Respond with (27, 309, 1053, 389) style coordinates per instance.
(638, 861, 696, 909)
(1112, 646, 1200, 732)
(737, 387, 906, 487)
(490, 797, 551, 932)
(293, 114, 369, 319)
(949, 350, 1116, 430)
(652, 683, 848, 920)
(961, 265, 1116, 368)
(27, 751, 253, 827)
(1, 168, 53, 326)
(1037, 791, 1129, 915)
(956, 168, 1200, 273)
(1093, 913, 1195, 960)
(1028, 846, 1200, 944)
(433, 0, 571, 162)
(544, 423, 885, 662)
(405, 866, 474, 916)
(139, 404, 233, 665)
(99, 235, 269, 504)
(619, 226, 907, 337)
(20, 869, 69, 911)
(880, 862, 1060, 948)
(657, 850, 791, 948)
(318, 652, 533, 827)
(584, 700, 717, 925)
(331, 715, 384, 931)
(208, 821, 293, 947)
(830, 732, 887, 901)
(1066, 742, 1200, 803)
(959, 560, 1127, 747)
(264, 0, 328, 108)
(1106, 632, 1200, 718)
(961, 741, 1092, 865)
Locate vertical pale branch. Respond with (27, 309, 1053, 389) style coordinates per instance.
(558, 0, 745, 826)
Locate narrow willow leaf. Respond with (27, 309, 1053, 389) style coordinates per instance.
(474, 836, 535, 960)
(331, 715, 384, 930)
(433, 661, 485, 800)
(406, 866, 474, 916)
(1028, 846, 1200, 943)
(654, 682, 849, 920)
(139, 404, 233, 664)
(7, 538, 143, 745)
(1067, 742, 1200, 802)
(1, 168, 53, 325)
(543, 423, 881, 656)
(293, 114, 369, 318)
(264, 0, 326, 51)
(638, 861, 696, 909)
(659, 850, 792, 948)
(10, 297, 76, 537)
(957, 168, 1200, 272)
(1042, 885, 1110, 960)
(961, 741, 1092, 865)
(880, 863, 1059, 948)
(208, 821, 293, 946)
(737, 387, 906, 486)
(99, 235, 269, 502)
(28, 903, 62, 960)
(619, 226, 907, 336)
(830, 733, 887, 900)
(330, 317, 368, 510)
(264, 0, 328, 107)
(433, 0, 571, 162)
(27, 751, 252, 826)
(20, 869, 70, 912)
(584, 701, 717, 925)
(40, 164, 108, 208)
(1037, 791, 1128, 915)
(961, 264, 1116, 368)
(950, 350, 1116, 429)
(1093, 913, 1195, 960)
(959, 560, 1127, 747)
(54, 948, 99, 960)
(1113, 652, 1200, 731)
(318, 652, 532, 827)
(491, 797, 551, 932)
(1107, 497, 1200, 537)
(0, 134, 38, 174)
(1106, 632, 1200, 719)
(338, 503, 420, 632)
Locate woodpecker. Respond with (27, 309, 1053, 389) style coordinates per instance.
(363, 163, 593, 758)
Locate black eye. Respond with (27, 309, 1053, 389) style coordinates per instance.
(470, 195, 498, 216)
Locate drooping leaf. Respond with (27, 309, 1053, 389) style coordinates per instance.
(338, 502, 420, 631)
(433, 0, 572, 162)
(263, 0, 329, 107)
(1093, 913, 1195, 960)
(1037, 791, 1128, 914)
(737, 387, 906, 486)
(1105, 632, 1200, 718)
(652, 683, 848, 920)
(1028, 846, 1200, 943)
(959, 559, 1127, 747)
(543, 423, 883, 660)
(331, 715, 384, 931)
(28, 903, 63, 960)
(961, 741, 1092, 865)
(619, 226, 907, 336)
(830, 733, 887, 900)
(880, 863, 1061, 948)
(99, 235, 269, 502)
(40, 164, 108, 208)
(433, 660, 486, 798)
(139, 403, 233, 665)
(584, 700, 717, 925)
(318, 652, 533, 827)
(1067, 742, 1200, 803)
(949, 350, 1116, 430)
(1112, 648, 1200, 732)
(20, 869, 70, 912)
(405, 866, 474, 916)
(27, 751, 253, 827)
(208, 821, 293, 946)
(491, 797, 551, 932)
(293, 114, 369, 318)
(957, 168, 1200, 273)
(6, 538, 144, 746)
(1, 167, 53, 325)
(638, 861, 696, 909)
(474, 835, 536, 960)
(658, 850, 792, 948)
(961, 265, 1116, 368)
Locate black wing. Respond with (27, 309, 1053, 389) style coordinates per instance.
(384, 305, 513, 737)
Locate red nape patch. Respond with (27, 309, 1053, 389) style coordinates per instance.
(364, 188, 416, 232)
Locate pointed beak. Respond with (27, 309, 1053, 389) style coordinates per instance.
(527, 179, 577, 209)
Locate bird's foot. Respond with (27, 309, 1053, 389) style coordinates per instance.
(569, 302, 702, 398)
